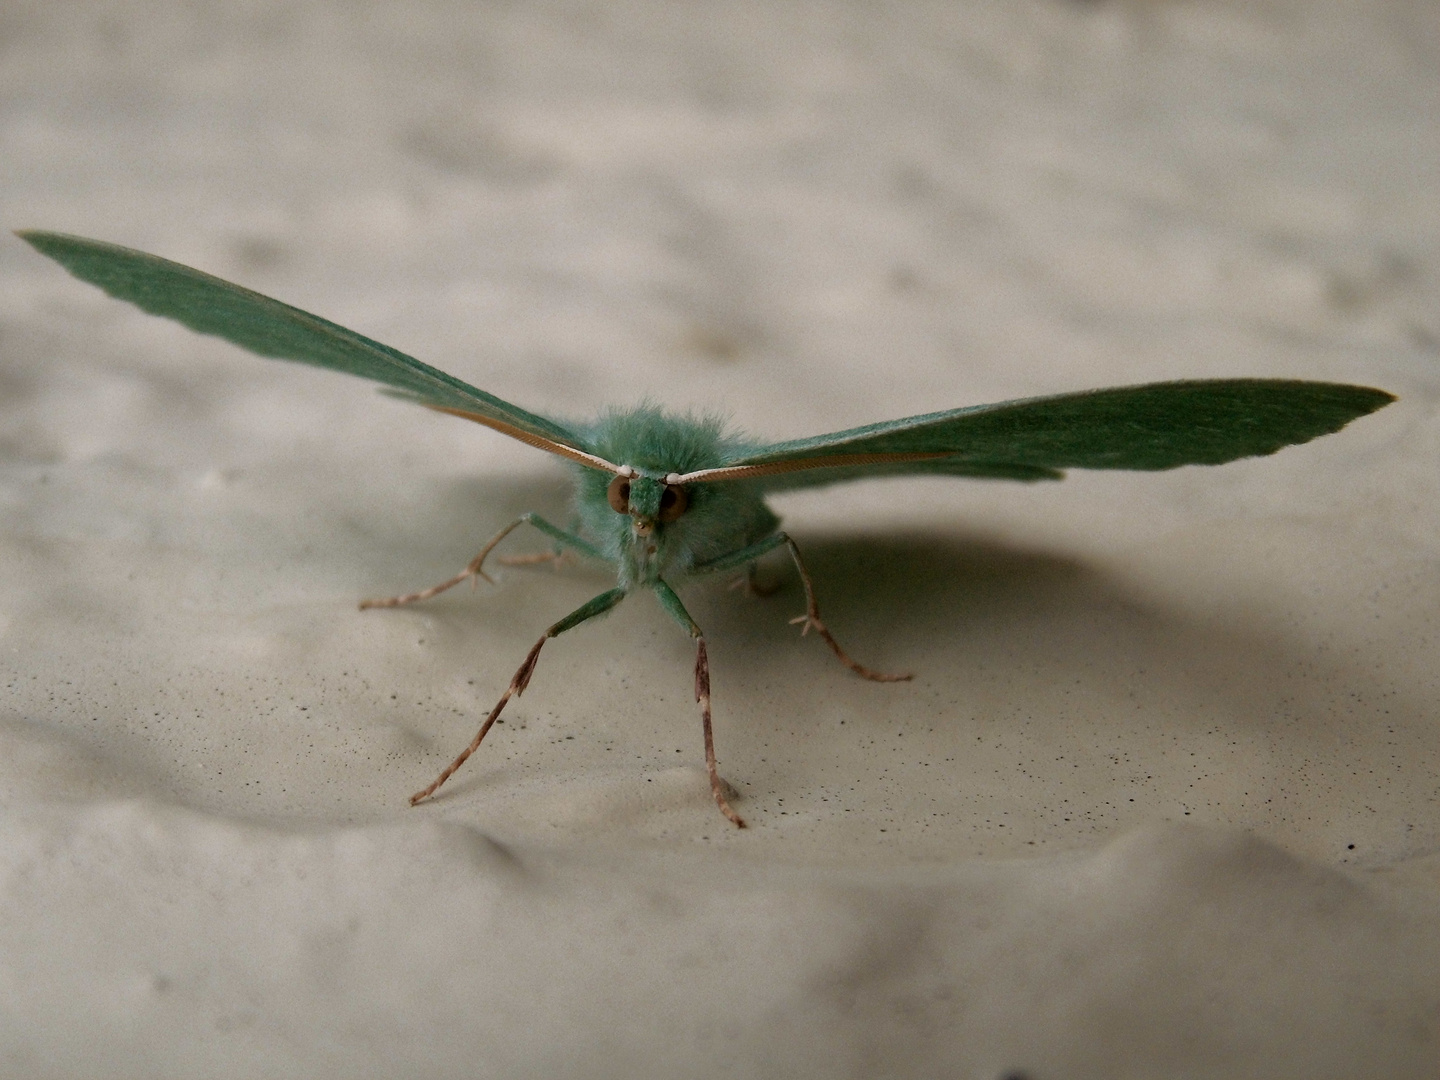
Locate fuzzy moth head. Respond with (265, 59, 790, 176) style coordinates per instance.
(607, 468, 690, 536)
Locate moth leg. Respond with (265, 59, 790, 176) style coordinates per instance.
(697, 534, 910, 683)
(409, 586, 628, 806)
(360, 513, 602, 609)
(653, 581, 745, 828)
(497, 513, 589, 568)
(693, 533, 789, 576)
(777, 534, 912, 683)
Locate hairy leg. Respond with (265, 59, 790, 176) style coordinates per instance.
(409, 586, 628, 806)
(360, 513, 602, 610)
(694, 532, 911, 683)
(653, 580, 745, 827)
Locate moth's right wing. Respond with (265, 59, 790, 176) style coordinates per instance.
(676, 380, 1394, 489)
(19, 231, 607, 467)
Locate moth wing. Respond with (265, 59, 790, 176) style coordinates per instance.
(19, 230, 587, 452)
(752, 458, 1063, 492)
(710, 380, 1393, 488)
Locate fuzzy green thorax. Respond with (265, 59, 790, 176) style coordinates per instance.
(571, 409, 779, 588)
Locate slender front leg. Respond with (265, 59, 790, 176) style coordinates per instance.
(360, 513, 603, 610)
(653, 581, 745, 828)
(694, 533, 911, 683)
(409, 586, 628, 806)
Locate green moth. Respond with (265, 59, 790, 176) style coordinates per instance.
(18, 230, 1395, 827)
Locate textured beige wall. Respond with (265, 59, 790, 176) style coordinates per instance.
(1, 2, 1437, 1076)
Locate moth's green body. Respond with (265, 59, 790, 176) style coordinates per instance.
(18, 229, 1396, 826)
(572, 408, 778, 589)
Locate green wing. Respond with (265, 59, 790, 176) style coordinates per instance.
(22, 233, 1393, 486)
(18, 230, 585, 451)
(709, 380, 1393, 490)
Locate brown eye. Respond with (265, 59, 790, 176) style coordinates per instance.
(606, 475, 631, 513)
(657, 484, 688, 523)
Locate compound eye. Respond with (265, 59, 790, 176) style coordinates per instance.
(657, 484, 689, 523)
(606, 475, 631, 513)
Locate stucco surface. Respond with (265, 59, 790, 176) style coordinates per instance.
(1, 3, 1437, 1076)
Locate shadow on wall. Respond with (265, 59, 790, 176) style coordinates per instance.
(419, 473, 1436, 778)
(308, 470, 1440, 860)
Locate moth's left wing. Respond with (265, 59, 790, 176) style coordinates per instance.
(677, 380, 1394, 488)
(18, 231, 613, 470)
